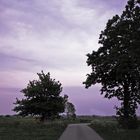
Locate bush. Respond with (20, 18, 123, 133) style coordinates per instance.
(117, 117, 138, 129)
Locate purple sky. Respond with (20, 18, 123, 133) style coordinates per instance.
(0, 0, 132, 115)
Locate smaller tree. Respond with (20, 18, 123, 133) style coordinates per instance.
(66, 102, 76, 119)
(13, 71, 65, 121)
(64, 95, 76, 119)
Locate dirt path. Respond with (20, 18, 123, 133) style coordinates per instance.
(58, 123, 103, 140)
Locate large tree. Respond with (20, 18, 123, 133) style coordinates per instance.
(13, 71, 65, 121)
(84, 0, 140, 128)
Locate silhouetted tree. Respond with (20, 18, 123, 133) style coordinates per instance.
(84, 0, 140, 129)
(64, 94, 76, 119)
(66, 102, 76, 119)
(13, 71, 65, 121)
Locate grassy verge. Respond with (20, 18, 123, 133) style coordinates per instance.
(0, 116, 67, 140)
(90, 116, 140, 140)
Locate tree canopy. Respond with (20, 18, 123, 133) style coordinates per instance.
(64, 95, 76, 119)
(84, 0, 140, 129)
(13, 71, 65, 121)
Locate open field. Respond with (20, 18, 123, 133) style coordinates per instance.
(90, 116, 140, 140)
(0, 116, 67, 140)
(0, 115, 140, 140)
(0, 115, 92, 140)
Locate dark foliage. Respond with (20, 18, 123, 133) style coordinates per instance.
(13, 71, 65, 121)
(84, 0, 140, 129)
(64, 95, 76, 119)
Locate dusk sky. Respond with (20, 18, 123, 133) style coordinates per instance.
(0, 0, 131, 115)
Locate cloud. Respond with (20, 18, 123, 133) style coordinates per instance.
(1, 86, 140, 115)
(0, 86, 119, 115)
(59, 86, 119, 115)
(0, 52, 38, 71)
(0, 0, 128, 89)
(58, 0, 96, 26)
(0, 0, 139, 115)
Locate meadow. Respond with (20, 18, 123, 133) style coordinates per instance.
(0, 115, 140, 140)
(0, 116, 66, 140)
(90, 116, 140, 140)
(0, 115, 91, 140)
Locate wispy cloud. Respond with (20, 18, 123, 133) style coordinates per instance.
(0, 0, 130, 115)
(0, 0, 127, 88)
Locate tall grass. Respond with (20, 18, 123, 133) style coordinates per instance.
(0, 116, 66, 140)
(90, 116, 140, 140)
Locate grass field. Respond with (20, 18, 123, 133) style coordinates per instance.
(0, 116, 67, 140)
(0, 115, 93, 140)
(1, 115, 140, 140)
(90, 116, 140, 140)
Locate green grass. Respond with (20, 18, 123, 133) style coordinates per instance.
(90, 116, 140, 140)
(0, 116, 67, 140)
(2, 115, 140, 140)
(0, 115, 93, 140)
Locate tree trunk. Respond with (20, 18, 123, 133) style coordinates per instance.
(118, 82, 138, 129)
(123, 84, 130, 120)
(40, 113, 47, 122)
